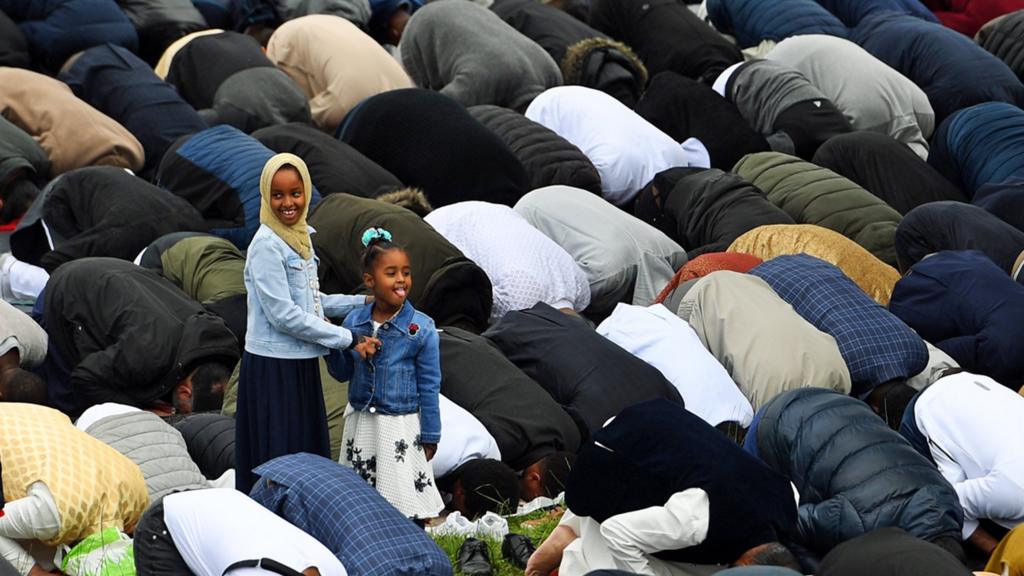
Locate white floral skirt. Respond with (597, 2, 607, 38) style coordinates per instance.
(340, 406, 445, 520)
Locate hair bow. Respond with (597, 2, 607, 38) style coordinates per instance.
(361, 227, 393, 247)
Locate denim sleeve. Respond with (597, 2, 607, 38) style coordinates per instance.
(248, 239, 354, 349)
(325, 348, 355, 383)
(321, 293, 366, 319)
(416, 325, 442, 444)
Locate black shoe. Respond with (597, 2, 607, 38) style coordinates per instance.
(501, 533, 536, 569)
(457, 538, 493, 576)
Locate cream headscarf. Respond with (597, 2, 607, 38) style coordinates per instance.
(259, 153, 314, 260)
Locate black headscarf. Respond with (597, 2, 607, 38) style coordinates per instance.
(895, 201, 1024, 273)
(636, 72, 769, 170)
(338, 89, 529, 208)
(253, 123, 402, 198)
(813, 132, 966, 215)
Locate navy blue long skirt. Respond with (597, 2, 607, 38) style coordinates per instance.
(235, 352, 331, 493)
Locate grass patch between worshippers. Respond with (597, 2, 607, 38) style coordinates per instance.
(434, 507, 564, 575)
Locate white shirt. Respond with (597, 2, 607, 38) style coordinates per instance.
(914, 372, 1024, 538)
(425, 201, 591, 320)
(596, 304, 753, 428)
(525, 86, 709, 206)
(432, 394, 502, 479)
(163, 489, 347, 576)
(712, 62, 745, 98)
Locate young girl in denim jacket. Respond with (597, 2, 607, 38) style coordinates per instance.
(329, 227, 444, 520)
(236, 153, 379, 493)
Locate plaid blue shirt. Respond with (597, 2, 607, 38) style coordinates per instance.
(250, 453, 452, 576)
(751, 254, 927, 395)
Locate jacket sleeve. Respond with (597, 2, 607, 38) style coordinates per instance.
(321, 293, 366, 319)
(416, 325, 442, 444)
(248, 238, 354, 349)
(796, 496, 864, 552)
(955, 470, 1024, 538)
(72, 344, 151, 408)
(599, 489, 711, 575)
(324, 348, 355, 383)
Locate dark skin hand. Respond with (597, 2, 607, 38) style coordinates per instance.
(423, 443, 437, 461)
(968, 526, 1000, 556)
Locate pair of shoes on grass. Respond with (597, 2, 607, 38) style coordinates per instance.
(457, 534, 536, 575)
(430, 510, 509, 540)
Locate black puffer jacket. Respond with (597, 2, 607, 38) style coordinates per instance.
(468, 105, 602, 195)
(253, 123, 402, 198)
(635, 167, 793, 257)
(170, 413, 236, 480)
(755, 388, 964, 556)
(9, 167, 206, 272)
(45, 258, 239, 414)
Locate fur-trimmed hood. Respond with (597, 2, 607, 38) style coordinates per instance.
(561, 37, 648, 107)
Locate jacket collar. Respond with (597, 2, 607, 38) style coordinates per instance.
(350, 300, 417, 334)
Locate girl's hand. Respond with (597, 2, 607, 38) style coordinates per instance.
(422, 443, 437, 461)
(353, 337, 382, 359)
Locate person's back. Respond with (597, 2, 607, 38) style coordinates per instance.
(929, 101, 1024, 198)
(483, 302, 683, 439)
(901, 372, 1024, 543)
(754, 388, 963, 558)
(750, 253, 927, 396)
(399, 0, 561, 111)
(894, 201, 1024, 274)
(44, 257, 239, 411)
(889, 250, 1024, 390)
(439, 326, 581, 471)
(250, 453, 453, 575)
(566, 399, 798, 566)
(680, 271, 851, 410)
(816, 528, 971, 576)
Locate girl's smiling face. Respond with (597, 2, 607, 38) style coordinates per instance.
(269, 167, 305, 226)
(363, 248, 412, 310)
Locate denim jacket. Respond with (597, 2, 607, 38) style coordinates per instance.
(326, 302, 442, 444)
(244, 224, 365, 359)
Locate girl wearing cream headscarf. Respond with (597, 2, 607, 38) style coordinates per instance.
(235, 153, 379, 493)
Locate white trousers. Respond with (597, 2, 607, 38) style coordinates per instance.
(1, 257, 48, 303)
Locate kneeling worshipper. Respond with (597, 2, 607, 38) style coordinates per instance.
(748, 389, 965, 567)
(527, 399, 800, 576)
(525, 86, 710, 207)
(889, 250, 1024, 390)
(133, 488, 346, 576)
(0, 403, 148, 576)
(895, 201, 1024, 275)
(42, 257, 239, 416)
(929, 102, 1024, 198)
(678, 271, 851, 410)
(900, 370, 1024, 556)
(0, 300, 48, 405)
(425, 201, 591, 320)
(249, 453, 453, 575)
(514, 185, 686, 318)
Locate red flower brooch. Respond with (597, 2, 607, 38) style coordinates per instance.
(409, 323, 419, 336)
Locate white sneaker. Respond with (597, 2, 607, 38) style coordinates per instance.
(475, 511, 509, 541)
(427, 511, 477, 537)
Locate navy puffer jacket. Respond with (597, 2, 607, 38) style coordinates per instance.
(706, 0, 847, 48)
(755, 388, 963, 555)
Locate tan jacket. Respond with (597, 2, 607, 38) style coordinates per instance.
(266, 14, 413, 133)
(0, 68, 144, 176)
(0, 404, 148, 545)
(680, 271, 851, 410)
(728, 224, 901, 305)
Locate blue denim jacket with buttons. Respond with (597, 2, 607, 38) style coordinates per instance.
(326, 302, 442, 444)
(244, 224, 366, 359)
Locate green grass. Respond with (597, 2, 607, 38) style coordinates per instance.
(434, 507, 564, 575)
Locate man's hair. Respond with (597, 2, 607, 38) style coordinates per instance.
(745, 542, 801, 570)
(875, 380, 918, 430)
(376, 187, 433, 218)
(715, 420, 747, 446)
(538, 451, 576, 498)
(451, 459, 521, 519)
(189, 362, 230, 413)
(2, 369, 48, 405)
